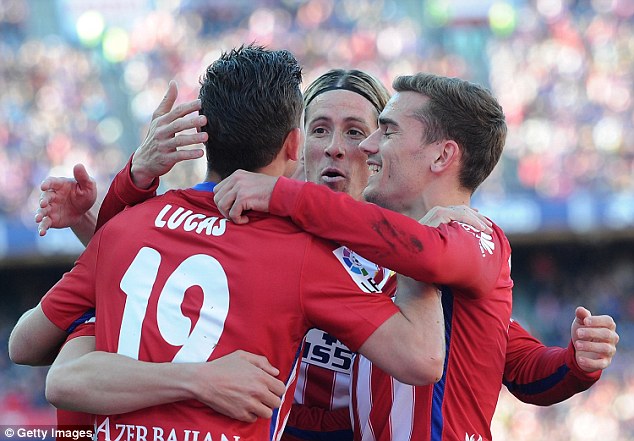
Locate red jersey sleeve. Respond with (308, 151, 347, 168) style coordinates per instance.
(503, 319, 601, 405)
(299, 237, 400, 353)
(271, 178, 510, 297)
(40, 232, 101, 331)
(95, 155, 159, 231)
(282, 405, 352, 441)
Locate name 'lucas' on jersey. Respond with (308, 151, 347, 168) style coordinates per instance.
(154, 204, 227, 236)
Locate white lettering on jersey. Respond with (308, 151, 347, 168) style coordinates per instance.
(118, 247, 230, 362)
(155, 204, 227, 236)
(96, 418, 241, 441)
(465, 434, 483, 441)
(332, 246, 393, 293)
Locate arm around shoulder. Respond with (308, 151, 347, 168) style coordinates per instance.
(357, 280, 445, 385)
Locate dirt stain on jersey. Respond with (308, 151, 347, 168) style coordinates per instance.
(372, 219, 423, 253)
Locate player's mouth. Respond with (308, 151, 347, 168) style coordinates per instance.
(368, 162, 381, 176)
(321, 167, 346, 183)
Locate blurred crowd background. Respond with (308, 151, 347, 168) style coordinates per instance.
(0, 0, 632, 439)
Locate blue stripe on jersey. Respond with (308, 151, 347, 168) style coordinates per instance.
(431, 287, 453, 441)
(66, 309, 95, 333)
(503, 364, 570, 396)
(270, 339, 305, 440)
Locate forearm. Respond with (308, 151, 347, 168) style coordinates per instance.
(70, 203, 99, 246)
(271, 178, 487, 285)
(392, 277, 445, 383)
(46, 351, 197, 414)
(504, 321, 601, 405)
(358, 279, 444, 385)
(95, 155, 158, 231)
(506, 364, 598, 405)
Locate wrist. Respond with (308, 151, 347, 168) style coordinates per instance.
(171, 363, 198, 401)
(130, 164, 156, 190)
(177, 363, 216, 402)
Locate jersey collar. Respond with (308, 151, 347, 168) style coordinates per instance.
(192, 182, 217, 193)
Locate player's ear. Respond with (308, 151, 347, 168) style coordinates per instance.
(431, 140, 461, 173)
(283, 128, 302, 162)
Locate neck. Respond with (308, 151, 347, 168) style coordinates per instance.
(403, 181, 471, 220)
(204, 170, 222, 183)
(205, 161, 287, 184)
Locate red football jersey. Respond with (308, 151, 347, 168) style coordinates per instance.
(269, 178, 514, 441)
(284, 264, 395, 441)
(40, 184, 401, 441)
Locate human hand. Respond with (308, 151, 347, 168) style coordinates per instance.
(130, 80, 208, 189)
(35, 164, 97, 236)
(419, 205, 493, 234)
(572, 306, 619, 373)
(191, 350, 285, 422)
(213, 170, 278, 224)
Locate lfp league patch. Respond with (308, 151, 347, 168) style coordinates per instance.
(333, 246, 393, 293)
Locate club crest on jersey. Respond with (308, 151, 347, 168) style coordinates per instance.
(333, 246, 392, 293)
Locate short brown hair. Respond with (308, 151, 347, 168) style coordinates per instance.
(393, 73, 507, 192)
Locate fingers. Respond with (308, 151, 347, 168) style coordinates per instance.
(72, 164, 92, 187)
(575, 339, 617, 355)
(241, 352, 280, 377)
(456, 206, 492, 232)
(576, 354, 611, 371)
(152, 80, 179, 120)
(228, 203, 250, 225)
(231, 412, 258, 424)
(155, 100, 204, 136)
(163, 132, 208, 152)
(420, 205, 492, 233)
(581, 313, 617, 331)
(173, 148, 205, 162)
(35, 191, 53, 234)
(37, 216, 52, 236)
(247, 375, 283, 419)
(213, 185, 234, 220)
(40, 176, 71, 192)
(155, 111, 206, 141)
(245, 403, 274, 421)
(215, 188, 250, 224)
(573, 312, 619, 373)
(258, 386, 283, 412)
(575, 306, 592, 325)
(237, 352, 286, 399)
(267, 377, 286, 399)
(576, 325, 618, 342)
